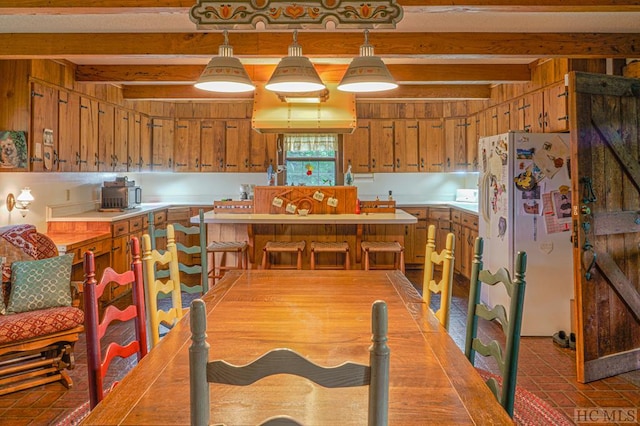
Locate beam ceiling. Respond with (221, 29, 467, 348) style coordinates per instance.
(1, 2, 639, 100)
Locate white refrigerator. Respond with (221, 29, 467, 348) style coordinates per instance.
(478, 132, 573, 336)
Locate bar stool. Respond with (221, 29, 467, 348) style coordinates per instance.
(207, 241, 249, 284)
(261, 241, 306, 270)
(361, 241, 405, 274)
(310, 241, 350, 270)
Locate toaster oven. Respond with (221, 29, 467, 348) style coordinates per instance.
(101, 186, 142, 209)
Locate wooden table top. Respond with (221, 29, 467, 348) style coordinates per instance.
(83, 270, 513, 425)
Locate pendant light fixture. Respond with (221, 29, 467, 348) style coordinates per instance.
(265, 30, 326, 93)
(338, 30, 398, 93)
(194, 30, 255, 93)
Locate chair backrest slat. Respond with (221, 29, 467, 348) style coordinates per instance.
(422, 224, 455, 330)
(189, 299, 390, 426)
(464, 236, 527, 418)
(84, 236, 148, 410)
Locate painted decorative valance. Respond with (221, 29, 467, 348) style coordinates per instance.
(190, 0, 403, 29)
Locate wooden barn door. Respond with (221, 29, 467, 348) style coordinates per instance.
(569, 71, 640, 383)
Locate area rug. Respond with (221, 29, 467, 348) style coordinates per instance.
(477, 369, 574, 426)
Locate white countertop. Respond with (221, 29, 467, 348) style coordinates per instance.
(47, 203, 171, 222)
(46, 201, 477, 223)
(195, 209, 418, 225)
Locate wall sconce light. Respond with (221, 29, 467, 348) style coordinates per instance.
(6, 188, 34, 217)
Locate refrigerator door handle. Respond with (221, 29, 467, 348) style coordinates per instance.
(480, 171, 492, 225)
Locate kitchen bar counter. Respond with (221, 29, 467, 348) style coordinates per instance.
(195, 209, 417, 225)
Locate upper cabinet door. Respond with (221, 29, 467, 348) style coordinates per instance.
(544, 82, 570, 133)
(57, 90, 80, 172)
(97, 102, 114, 172)
(113, 107, 129, 172)
(151, 118, 175, 171)
(225, 120, 251, 173)
(370, 120, 395, 173)
(128, 112, 141, 172)
(139, 114, 152, 172)
(343, 120, 370, 173)
(200, 120, 226, 172)
(30, 83, 58, 172)
(419, 119, 445, 172)
(79, 96, 98, 172)
(444, 117, 468, 172)
(394, 120, 420, 173)
(174, 119, 200, 172)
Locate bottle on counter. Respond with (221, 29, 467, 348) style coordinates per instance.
(355, 198, 361, 214)
(345, 164, 354, 186)
(388, 190, 393, 201)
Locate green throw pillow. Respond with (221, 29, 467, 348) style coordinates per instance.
(7, 254, 74, 314)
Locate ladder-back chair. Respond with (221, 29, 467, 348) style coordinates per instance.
(84, 236, 148, 409)
(142, 224, 184, 348)
(422, 224, 455, 330)
(464, 236, 526, 417)
(189, 299, 390, 426)
(148, 209, 208, 298)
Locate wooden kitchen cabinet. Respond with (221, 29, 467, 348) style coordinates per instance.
(79, 96, 99, 172)
(369, 120, 395, 173)
(139, 114, 152, 171)
(128, 112, 141, 172)
(225, 120, 251, 172)
(466, 114, 479, 171)
(514, 91, 545, 133)
(174, 119, 201, 172)
(250, 131, 278, 172)
(402, 207, 427, 266)
(30, 82, 58, 172)
(427, 207, 451, 253)
(97, 102, 114, 172)
(543, 82, 570, 132)
(200, 119, 226, 172)
(451, 208, 479, 278)
(57, 90, 80, 172)
(419, 119, 445, 172)
(394, 120, 420, 172)
(444, 117, 468, 172)
(112, 107, 129, 172)
(496, 102, 511, 134)
(151, 117, 175, 171)
(343, 120, 371, 173)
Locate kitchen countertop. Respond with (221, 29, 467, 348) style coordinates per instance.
(46, 203, 171, 222)
(195, 209, 418, 225)
(46, 202, 478, 223)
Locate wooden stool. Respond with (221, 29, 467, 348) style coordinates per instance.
(261, 241, 306, 270)
(361, 241, 405, 274)
(310, 241, 350, 270)
(207, 241, 248, 283)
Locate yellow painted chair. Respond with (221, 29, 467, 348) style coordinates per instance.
(142, 224, 184, 348)
(422, 224, 455, 331)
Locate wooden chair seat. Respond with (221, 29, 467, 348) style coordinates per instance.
(361, 241, 405, 273)
(207, 241, 248, 284)
(261, 241, 305, 270)
(310, 241, 350, 270)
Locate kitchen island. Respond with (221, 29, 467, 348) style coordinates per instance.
(194, 209, 417, 268)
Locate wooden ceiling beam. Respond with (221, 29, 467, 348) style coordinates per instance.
(0, 1, 638, 12)
(77, 63, 531, 83)
(1, 32, 638, 58)
(122, 84, 491, 100)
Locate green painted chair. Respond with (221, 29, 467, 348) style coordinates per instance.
(147, 209, 208, 300)
(189, 299, 390, 426)
(422, 224, 455, 331)
(464, 236, 527, 418)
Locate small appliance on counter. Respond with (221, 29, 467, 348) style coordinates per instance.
(100, 176, 142, 211)
(455, 189, 479, 203)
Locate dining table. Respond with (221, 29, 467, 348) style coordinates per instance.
(82, 269, 514, 425)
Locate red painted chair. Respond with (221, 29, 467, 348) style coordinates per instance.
(84, 236, 148, 409)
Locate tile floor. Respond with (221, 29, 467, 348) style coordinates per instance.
(0, 271, 638, 426)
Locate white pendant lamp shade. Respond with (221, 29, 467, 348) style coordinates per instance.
(265, 31, 325, 93)
(194, 31, 255, 93)
(338, 30, 398, 93)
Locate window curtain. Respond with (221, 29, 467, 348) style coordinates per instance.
(284, 134, 337, 152)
